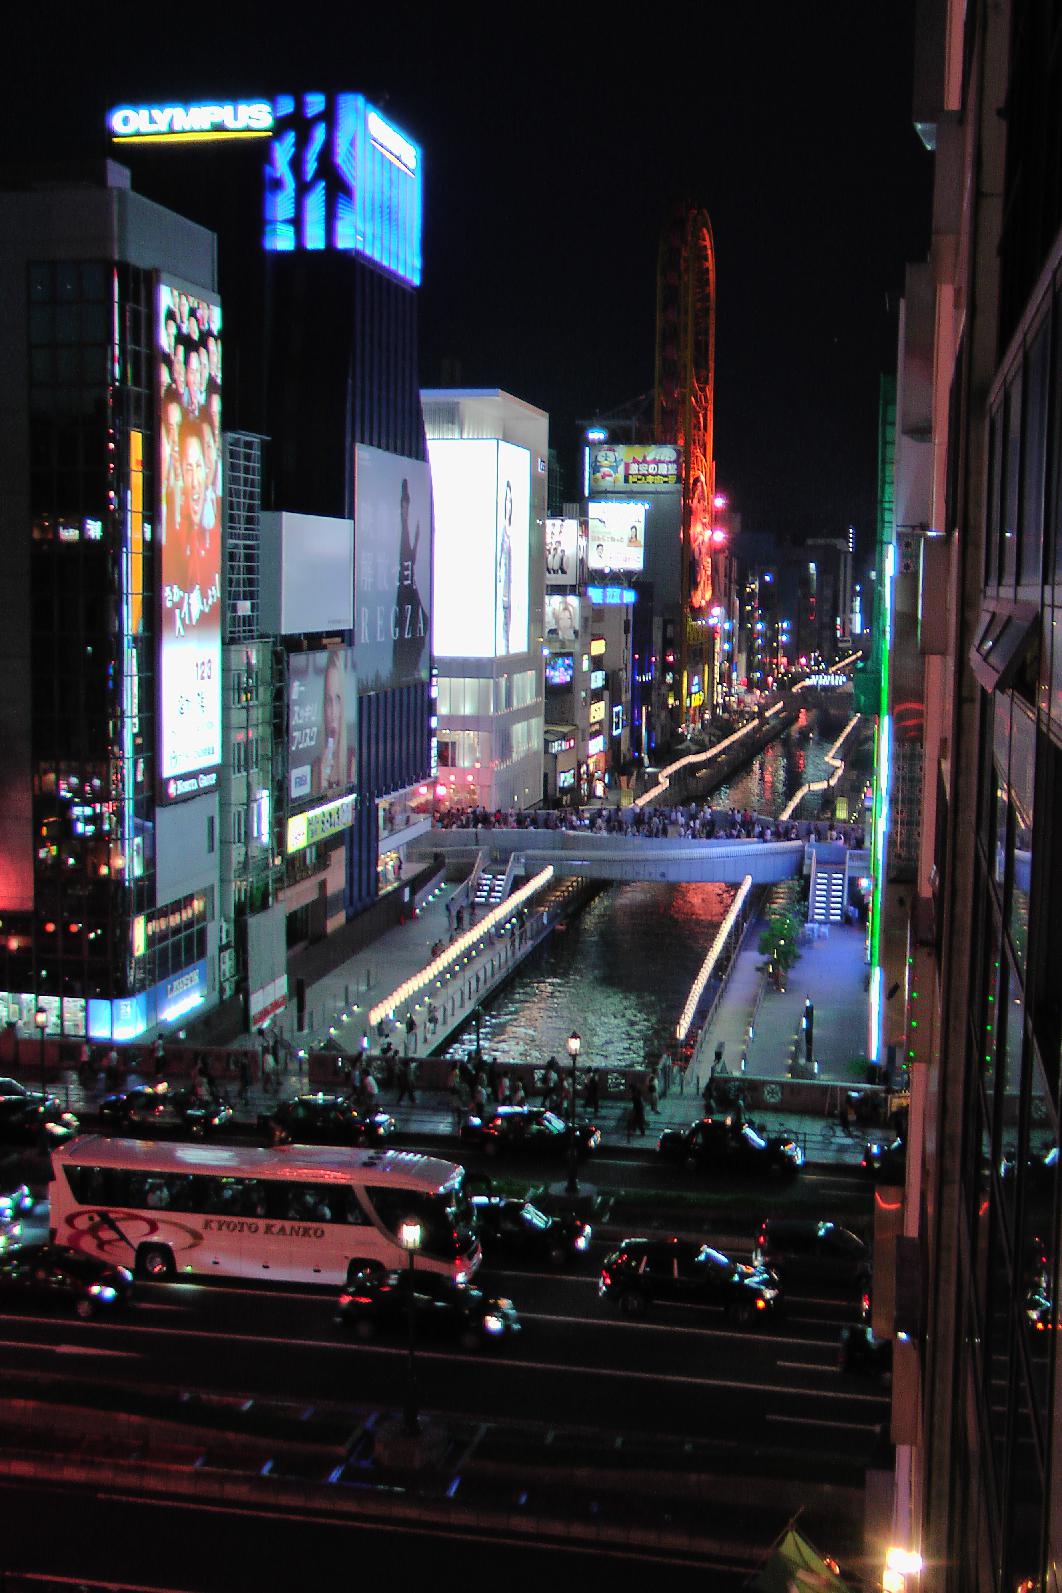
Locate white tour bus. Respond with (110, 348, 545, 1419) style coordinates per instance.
(50, 1136, 481, 1287)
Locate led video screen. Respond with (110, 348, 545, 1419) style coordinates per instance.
(288, 647, 358, 807)
(587, 501, 646, 573)
(429, 439, 530, 658)
(355, 446, 432, 692)
(545, 653, 574, 688)
(157, 279, 223, 801)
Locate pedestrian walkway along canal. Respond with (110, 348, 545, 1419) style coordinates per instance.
(437, 712, 856, 1072)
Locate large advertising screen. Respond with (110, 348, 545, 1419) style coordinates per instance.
(545, 653, 574, 688)
(288, 647, 358, 808)
(587, 501, 646, 573)
(429, 438, 530, 659)
(157, 279, 223, 802)
(589, 442, 681, 493)
(355, 446, 432, 692)
(545, 517, 579, 584)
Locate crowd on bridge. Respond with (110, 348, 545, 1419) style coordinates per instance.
(433, 802, 866, 847)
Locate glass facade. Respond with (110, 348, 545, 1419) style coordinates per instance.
(19, 258, 158, 1017)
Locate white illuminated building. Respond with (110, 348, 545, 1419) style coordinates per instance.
(422, 390, 547, 813)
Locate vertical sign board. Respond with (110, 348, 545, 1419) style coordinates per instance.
(354, 447, 433, 692)
(156, 280, 223, 801)
(428, 439, 530, 659)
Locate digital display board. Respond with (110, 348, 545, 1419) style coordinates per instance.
(545, 594, 581, 643)
(545, 518, 579, 584)
(355, 447, 432, 692)
(264, 93, 423, 287)
(429, 439, 530, 658)
(545, 653, 574, 688)
(589, 442, 681, 493)
(587, 501, 646, 573)
(157, 279, 223, 802)
(288, 648, 358, 807)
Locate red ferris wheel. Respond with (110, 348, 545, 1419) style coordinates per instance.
(654, 204, 718, 715)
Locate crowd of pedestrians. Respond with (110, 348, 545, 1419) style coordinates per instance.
(432, 801, 865, 848)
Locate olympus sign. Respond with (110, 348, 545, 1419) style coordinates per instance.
(108, 102, 274, 141)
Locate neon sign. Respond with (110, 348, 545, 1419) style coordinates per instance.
(108, 102, 274, 143)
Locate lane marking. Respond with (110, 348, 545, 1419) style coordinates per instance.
(0, 1321, 889, 1403)
(767, 1413, 879, 1432)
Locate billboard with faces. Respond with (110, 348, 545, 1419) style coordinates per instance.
(545, 517, 579, 585)
(157, 279, 223, 801)
(587, 501, 646, 573)
(287, 647, 358, 808)
(428, 438, 530, 658)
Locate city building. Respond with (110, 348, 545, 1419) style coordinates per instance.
(0, 161, 224, 1043)
(422, 388, 546, 813)
(872, 3, 1061, 1589)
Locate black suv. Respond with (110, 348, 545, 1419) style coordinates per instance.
(753, 1219, 871, 1297)
(598, 1236, 782, 1325)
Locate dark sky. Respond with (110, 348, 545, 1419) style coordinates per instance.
(5, 3, 930, 553)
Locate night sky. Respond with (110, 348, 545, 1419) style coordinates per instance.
(5, 3, 930, 555)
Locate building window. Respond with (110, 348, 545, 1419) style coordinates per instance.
(206, 815, 215, 855)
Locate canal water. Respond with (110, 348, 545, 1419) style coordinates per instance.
(441, 711, 842, 1073)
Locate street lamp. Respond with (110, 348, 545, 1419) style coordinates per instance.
(34, 1005, 48, 1100)
(399, 1219, 422, 1436)
(566, 1030, 581, 1197)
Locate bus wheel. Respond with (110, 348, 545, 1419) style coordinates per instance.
(346, 1259, 383, 1287)
(137, 1244, 176, 1281)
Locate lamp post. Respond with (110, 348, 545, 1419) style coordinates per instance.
(34, 1005, 48, 1100)
(566, 1030, 581, 1197)
(399, 1219, 422, 1436)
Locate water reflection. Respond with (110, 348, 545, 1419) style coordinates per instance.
(445, 717, 848, 1069)
(443, 880, 734, 1072)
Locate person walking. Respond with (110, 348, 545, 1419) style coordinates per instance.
(628, 1078, 647, 1139)
(395, 1056, 416, 1106)
(237, 1053, 250, 1108)
(584, 1069, 600, 1114)
(646, 1066, 660, 1114)
(404, 1012, 418, 1055)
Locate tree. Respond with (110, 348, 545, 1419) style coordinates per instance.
(758, 909, 801, 991)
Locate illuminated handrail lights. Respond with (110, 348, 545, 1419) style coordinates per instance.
(635, 702, 785, 809)
(778, 714, 861, 821)
(675, 875, 753, 1043)
(368, 866, 555, 1028)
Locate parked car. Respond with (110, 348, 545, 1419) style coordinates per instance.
(861, 1135, 906, 1182)
(98, 1083, 232, 1139)
(657, 1115, 803, 1180)
(753, 1219, 871, 1297)
(472, 1195, 591, 1268)
(598, 1236, 782, 1325)
(0, 1243, 134, 1318)
(336, 1269, 520, 1350)
(0, 1094, 79, 1148)
(261, 1093, 395, 1148)
(461, 1105, 601, 1160)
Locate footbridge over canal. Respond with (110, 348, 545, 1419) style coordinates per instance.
(425, 827, 830, 888)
